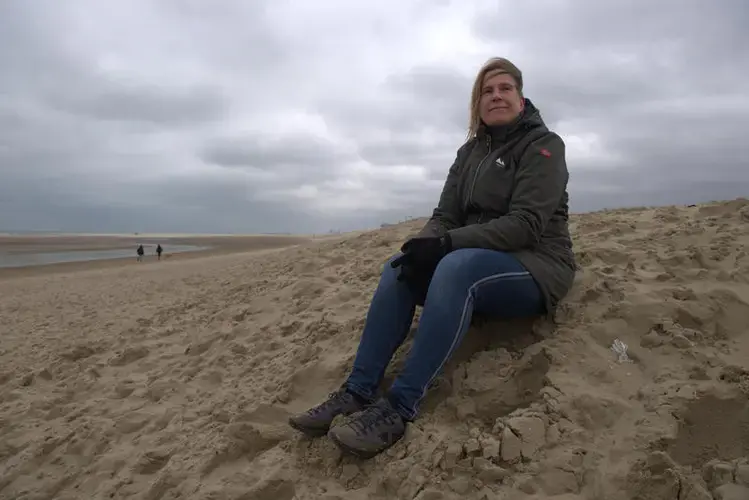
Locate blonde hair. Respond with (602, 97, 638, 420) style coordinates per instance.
(467, 57, 524, 140)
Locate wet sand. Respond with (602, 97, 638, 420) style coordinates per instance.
(0, 234, 312, 279)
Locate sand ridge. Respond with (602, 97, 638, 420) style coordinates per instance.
(1, 198, 749, 499)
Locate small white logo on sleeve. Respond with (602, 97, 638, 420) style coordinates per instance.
(495, 157, 505, 167)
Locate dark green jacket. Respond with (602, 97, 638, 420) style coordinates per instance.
(417, 99, 576, 316)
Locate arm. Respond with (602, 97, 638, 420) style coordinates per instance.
(416, 142, 472, 238)
(447, 132, 568, 251)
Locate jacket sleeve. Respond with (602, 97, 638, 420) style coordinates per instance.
(447, 132, 568, 251)
(416, 142, 472, 238)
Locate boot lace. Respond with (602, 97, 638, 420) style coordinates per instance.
(308, 390, 350, 416)
(350, 403, 398, 437)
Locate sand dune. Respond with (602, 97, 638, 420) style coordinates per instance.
(1, 198, 749, 499)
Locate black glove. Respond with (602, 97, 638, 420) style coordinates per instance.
(390, 250, 419, 280)
(399, 234, 452, 267)
(390, 234, 452, 286)
(389, 250, 429, 298)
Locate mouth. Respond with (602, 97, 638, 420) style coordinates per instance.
(489, 107, 508, 112)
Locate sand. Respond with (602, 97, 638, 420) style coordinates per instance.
(1, 198, 749, 500)
(0, 235, 313, 279)
(0, 234, 312, 254)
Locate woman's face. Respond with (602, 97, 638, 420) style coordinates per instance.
(479, 71, 524, 126)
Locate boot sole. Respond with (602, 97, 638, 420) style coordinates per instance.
(328, 430, 383, 460)
(287, 418, 330, 438)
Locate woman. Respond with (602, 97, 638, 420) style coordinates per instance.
(289, 57, 576, 458)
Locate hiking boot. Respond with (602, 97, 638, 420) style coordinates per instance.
(328, 398, 406, 459)
(288, 388, 366, 438)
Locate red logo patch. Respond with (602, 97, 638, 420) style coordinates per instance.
(539, 148, 551, 157)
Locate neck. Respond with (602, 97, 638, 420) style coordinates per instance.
(486, 116, 519, 144)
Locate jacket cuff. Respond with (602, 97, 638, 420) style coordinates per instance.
(446, 226, 472, 249)
(416, 221, 441, 238)
(441, 232, 453, 253)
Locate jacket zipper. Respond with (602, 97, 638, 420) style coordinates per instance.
(465, 135, 492, 214)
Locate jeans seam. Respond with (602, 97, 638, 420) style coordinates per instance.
(406, 270, 533, 419)
(346, 381, 373, 402)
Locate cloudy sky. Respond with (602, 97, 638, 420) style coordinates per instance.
(1, 1, 747, 234)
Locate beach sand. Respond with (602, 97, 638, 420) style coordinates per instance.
(1, 198, 749, 499)
(0, 234, 313, 279)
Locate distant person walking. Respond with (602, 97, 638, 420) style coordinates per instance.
(156, 244, 163, 260)
(136, 244, 144, 262)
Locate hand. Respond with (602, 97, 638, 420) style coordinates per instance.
(390, 234, 452, 283)
(390, 250, 417, 281)
(389, 251, 431, 297)
(389, 235, 452, 298)
(399, 234, 452, 268)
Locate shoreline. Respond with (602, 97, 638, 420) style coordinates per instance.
(0, 234, 313, 279)
(0, 233, 310, 253)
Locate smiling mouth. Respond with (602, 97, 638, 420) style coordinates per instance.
(489, 107, 508, 112)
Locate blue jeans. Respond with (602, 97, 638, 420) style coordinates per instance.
(345, 248, 544, 420)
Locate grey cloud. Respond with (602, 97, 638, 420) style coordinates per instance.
(324, 65, 473, 186)
(471, 0, 749, 211)
(473, 1, 749, 116)
(474, 0, 748, 59)
(138, 174, 323, 233)
(0, 169, 324, 234)
(1, 0, 748, 234)
(139, 172, 420, 234)
(47, 81, 228, 125)
(201, 134, 350, 169)
(321, 65, 469, 137)
(356, 134, 459, 170)
(198, 133, 354, 193)
(154, 1, 290, 72)
(383, 66, 471, 131)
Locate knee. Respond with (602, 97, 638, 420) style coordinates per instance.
(432, 249, 477, 282)
(425, 250, 482, 300)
